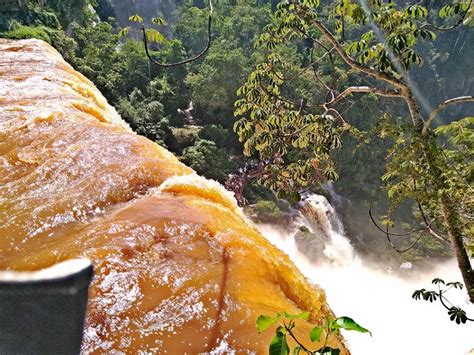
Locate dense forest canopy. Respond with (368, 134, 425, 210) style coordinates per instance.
(232, 0, 473, 300)
(0, 0, 472, 298)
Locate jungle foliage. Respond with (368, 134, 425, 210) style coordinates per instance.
(232, 0, 473, 300)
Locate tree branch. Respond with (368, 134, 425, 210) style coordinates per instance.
(325, 86, 402, 107)
(325, 107, 347, 125)
(423, 95, 474, 134)
(420, 0, 472, 32)
(295, 5, 406, 91)
(368, 202, 449, 253)
(293, 2, 429, 128)
(295, 26, 338, 90)
(417, 202, 449, 243)
(142, 0, 213, 67)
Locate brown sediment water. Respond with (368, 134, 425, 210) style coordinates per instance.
(0, 39, 348, 354)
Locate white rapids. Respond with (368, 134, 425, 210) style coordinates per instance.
(257, 193, 474, 355)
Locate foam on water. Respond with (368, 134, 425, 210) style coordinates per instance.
(257, 193, 474, 355)
(0, 39, 348, 353)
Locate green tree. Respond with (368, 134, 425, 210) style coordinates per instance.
(234, 0, 474, 301)
(71, 21, 126, 101)
(186, 46, 250, 123)
(181, 138, 237, 181)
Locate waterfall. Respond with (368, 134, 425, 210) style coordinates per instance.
(296, 194, 358, 266)
(256, 193, 474, 355)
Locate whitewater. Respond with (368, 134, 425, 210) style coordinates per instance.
(257, 194, 474, 355)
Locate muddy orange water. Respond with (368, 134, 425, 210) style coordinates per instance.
(0, 39, 347, 354)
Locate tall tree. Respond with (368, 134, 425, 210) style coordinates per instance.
(234, 0, 474, 301)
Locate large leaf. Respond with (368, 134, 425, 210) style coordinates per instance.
(269, 327, 290, 355)
(117, 26, 130, 39)
(448, 307, 468, 324)
(151, 17, 166, 25)
(412, 289, 425, 300)
(146, 29, 165, 43)
(422, 291, 438, 303)
(432, 278, 445, 285)
(256, 313, 280, 333)
(310, 326, 324, 342)
(446, 281, 463, 290)
(330, 317, 371, 335)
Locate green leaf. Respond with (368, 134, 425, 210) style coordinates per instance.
(256, 314, 281, 333)
(269, 327, 290, 355)
(117, 26, 130, 39)
(146, 29, 165, 43)
(129, 14, 144, 23)
(381, 171, 395, 181)
(151, 17, 166, 25)
(330, 317, 371, 335)
(448, 307, 468, 324)
(439, 5, 448, 17)
(310, 326, 324, 342)
(283, 311, 310, 320)
(432, 278, 445, 285)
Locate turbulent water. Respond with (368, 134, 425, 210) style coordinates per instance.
(258, 194, 474, 355)
(0, 39, 348, 353)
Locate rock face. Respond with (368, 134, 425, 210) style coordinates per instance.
(0, 39, 348, 354)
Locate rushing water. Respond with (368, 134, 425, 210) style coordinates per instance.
(257, 194, 474, 355)
(0, 39, 349, 353)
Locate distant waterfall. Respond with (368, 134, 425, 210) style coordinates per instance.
(295, 194, 359, 266)
(256, 195, 473, 355)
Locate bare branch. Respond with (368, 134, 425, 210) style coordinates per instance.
(325, 107, 347, 125)
(307, 47, 338, 98)
(296, 26, 338, 90)
(420, 0, 472, 32)
(143, 0, 213, 67)
(369, 204, 428, 236)
(326, 86, 402, 107)
(368, 202, 449, 253)
(417, 202, 449, 242)
(423, 95, 474, 134)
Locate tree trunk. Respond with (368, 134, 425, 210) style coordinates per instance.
(404, 90, 474, 302)
(440, 194, 474, 303)
(296, 0, 474, 302)
(418, 133, 474, 303)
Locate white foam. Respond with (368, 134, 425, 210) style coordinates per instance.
(157, 174, 248, 220)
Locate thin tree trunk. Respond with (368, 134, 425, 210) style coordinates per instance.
(440, 194, 474, 303)
(403, 87, 474, 303)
